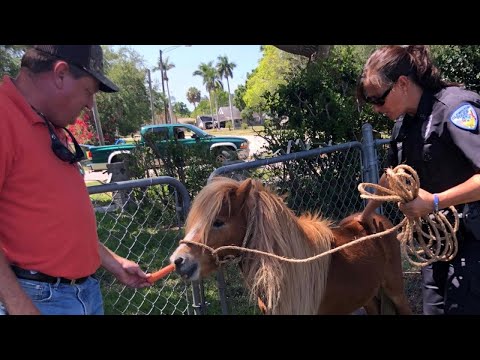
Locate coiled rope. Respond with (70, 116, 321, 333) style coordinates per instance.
(358, 164, 459, 267)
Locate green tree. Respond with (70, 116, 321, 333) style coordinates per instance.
(194, 62, 223, 128)
(214, 89, 229, 108)
(0, 45, 27, 77)
(244, 45, 306, 112)
(431, 45, 480, 93)
(217, 55, 237, 127)
(190, 98, 213, 118)
(95, 46, 151, 143)
(262, 45, 388, 147)
(186, 86, 201, 110)
(173, 102, 190, 117)
(233, 84, 247, 111)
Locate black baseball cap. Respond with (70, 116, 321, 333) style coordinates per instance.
(33, 45, 119, 93)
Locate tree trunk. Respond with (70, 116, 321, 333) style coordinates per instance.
(226, 77, 235, 130)
(214, 93, 220, 130)
(208, 91, 214, 123)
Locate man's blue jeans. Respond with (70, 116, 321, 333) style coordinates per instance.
(0, 276, 104, 315)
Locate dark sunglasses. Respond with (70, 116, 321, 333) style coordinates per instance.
(364, 84, 395, 106)
(33, 107, 85, 164)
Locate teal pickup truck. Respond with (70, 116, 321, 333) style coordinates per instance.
(84, 123, 250, 171)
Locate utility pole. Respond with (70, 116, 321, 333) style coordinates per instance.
(165, 73, 175, 124)
(92, 97, 105, 145)
(159, 49, 169, 124)
(146, 69, 155, 124)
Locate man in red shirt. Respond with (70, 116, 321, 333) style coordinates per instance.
(0, 45, 151, 315)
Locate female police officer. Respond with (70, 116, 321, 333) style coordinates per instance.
(356, 45, 480, 314)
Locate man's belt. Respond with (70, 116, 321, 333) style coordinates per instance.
(11, 265, 90, 285)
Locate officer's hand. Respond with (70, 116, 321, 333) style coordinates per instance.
(398, 188, 434, 218)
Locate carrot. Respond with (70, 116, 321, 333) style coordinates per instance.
(147, 263, 176, 283)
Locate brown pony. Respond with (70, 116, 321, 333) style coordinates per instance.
(170, 177, 412, 315)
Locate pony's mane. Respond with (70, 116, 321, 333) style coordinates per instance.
(185, 177, 240, 243)
(189, 177, 334, 315)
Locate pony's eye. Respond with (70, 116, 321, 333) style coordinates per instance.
(213, 220, 225, 228)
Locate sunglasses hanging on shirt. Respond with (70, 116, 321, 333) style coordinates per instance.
(32, 106, 85, 164)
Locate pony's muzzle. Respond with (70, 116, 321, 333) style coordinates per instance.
(170, 253, 199, 280)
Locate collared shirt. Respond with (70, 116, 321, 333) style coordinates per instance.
(0, 76, 100, 278)
(388, 86, 480, 194)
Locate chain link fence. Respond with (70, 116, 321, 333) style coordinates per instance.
(88, 177, 204, 315)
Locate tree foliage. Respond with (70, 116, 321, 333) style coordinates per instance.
(262, 46, 388, 152)
(186, 86, 201, 110)
(173, 102, 190, 117)
(95, 46, 151, 143)
(233, 84, 247, 111)
(243, 45, 306, 111)
(431, 45, 480, 93)
(190, 98, 212, 118)
(0, 45, 27, 77)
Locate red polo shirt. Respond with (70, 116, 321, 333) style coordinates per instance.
(0, 76, 100, 278)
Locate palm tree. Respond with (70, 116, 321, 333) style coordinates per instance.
(212, 80, 224, 129)
(186, 87, 201, 110)
(193, 62, 216, 123)
(217, 56, 237, 128)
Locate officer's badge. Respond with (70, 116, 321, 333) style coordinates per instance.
(450, 103, 478, 130)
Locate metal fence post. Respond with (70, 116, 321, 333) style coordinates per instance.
(361, 123, 382, 214)
(106, 162, 130, 208)
(361, 123, 396, 314)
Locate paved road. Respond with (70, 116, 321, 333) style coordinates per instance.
(84, 169, 110, 183)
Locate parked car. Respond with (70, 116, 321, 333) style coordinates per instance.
(196, 115, 214, 129)
(83, 123, 249, 171)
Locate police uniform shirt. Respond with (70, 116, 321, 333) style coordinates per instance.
(387, 86, 480, 194)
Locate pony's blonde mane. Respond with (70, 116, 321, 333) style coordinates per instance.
(185, 177, 239, 243)
(189, 177, 334, 315)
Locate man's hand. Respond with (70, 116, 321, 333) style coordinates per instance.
(7, 300, 41, 315)
(111, 257, 151, 289)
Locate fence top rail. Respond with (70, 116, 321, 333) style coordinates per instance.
(87, 176, 186, 194)
(209, 141, 362, 181)
(375, 138, 390, 146)
(88, 175, 191, 218)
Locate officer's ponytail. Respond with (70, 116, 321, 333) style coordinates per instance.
(406, 45, 462, 92)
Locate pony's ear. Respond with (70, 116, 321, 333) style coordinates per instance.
(234, 178, 255, 207)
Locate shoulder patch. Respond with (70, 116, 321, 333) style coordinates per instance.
(450, 103, 478, 130)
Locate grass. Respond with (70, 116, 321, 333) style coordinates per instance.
(200, 264, 261, 315)
(205, 126, 264, 136)
(86, 180, 105, 187)
(88, 191, 112, 205)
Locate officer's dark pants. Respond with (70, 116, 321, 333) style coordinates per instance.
(422, 230, 480, 314)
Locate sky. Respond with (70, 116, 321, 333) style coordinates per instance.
(113, 45, 263, 112)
